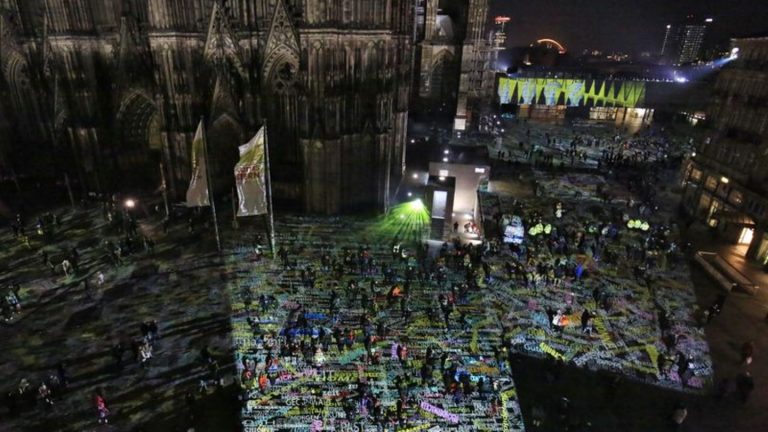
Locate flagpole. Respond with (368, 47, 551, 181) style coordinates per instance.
(201, 117, 222, 253)
(64, 173, 75, 209)
(231, 186, 239, 229)
(263, 119, 277, 259)
(160, 161, 170, 220)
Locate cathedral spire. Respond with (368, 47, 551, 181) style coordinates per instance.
(204, 1, 246, 78)
(262, 0, 300, 85)
(115, 15, 154, 92)
(210, 74, 240, 122)
(40, 2, 54, 80)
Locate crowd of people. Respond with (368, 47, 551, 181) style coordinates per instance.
(235, 233, 526, 430)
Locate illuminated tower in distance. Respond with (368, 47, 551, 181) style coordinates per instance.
(494, 16, 510, 49)
(661, 16, 712, 65)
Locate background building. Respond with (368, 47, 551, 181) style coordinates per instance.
(682, 34, 768, 266)
(660, 16, 712, 65)
(413, 0, 496, 133)
(0, 0, 414, 214)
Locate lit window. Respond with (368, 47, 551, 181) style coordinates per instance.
(729, 190, 743, 206)
(690, 168, 703, 182)
(705, 176, 718, 190)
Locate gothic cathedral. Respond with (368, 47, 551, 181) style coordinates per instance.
(0, 0, 493, 213)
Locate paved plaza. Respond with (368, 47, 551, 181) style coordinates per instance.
(1, 120, 766, 431)
(0, 208, 237, 431)
(227, 217, 525, 432)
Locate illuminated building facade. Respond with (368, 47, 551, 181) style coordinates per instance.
(660, 16, 711, 65)
(0, 0, 413, 213)
(682, 34, 768, 266)
(496, 75, 657, 127)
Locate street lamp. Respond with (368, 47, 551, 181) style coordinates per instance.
(124, 199, 136, 209)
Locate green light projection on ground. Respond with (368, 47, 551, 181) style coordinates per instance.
(365, 199, 431, 247)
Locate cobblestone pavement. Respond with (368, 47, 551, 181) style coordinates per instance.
(0, 208, 237, 432)
(4, 118, 762, 432)
(226, 216, 525, 431)
(477, 170, 712, 393)
(223, 118, 713, 431)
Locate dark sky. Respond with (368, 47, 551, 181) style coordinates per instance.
(490, 0, 768, 55)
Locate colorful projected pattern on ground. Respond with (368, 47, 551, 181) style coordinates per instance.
(498, 78, 646, 108)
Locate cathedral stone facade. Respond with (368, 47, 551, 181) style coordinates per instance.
(0, 0, 413, 213)
(414, 0, 496, 132)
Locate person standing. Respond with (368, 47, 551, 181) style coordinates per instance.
(61, 259, 73, 277)
(741, 341, 755, 365)
(83, 278, 94, 300)
(56, 362, 68, 389)
(38, 383, 54, 408)
(148, 320, 159, 344)
(95, 392, 110, 424)
(736, 372, 755, 402)
(70, 248, 80, 272)
(139, 342, 152, 368)
(580, 309, 592, 333)
(670, 402, 687, 429)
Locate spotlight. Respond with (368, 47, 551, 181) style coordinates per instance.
(409, 199, 424, 211)
(407, 192, 413, 197)
(730, 47, 740, 59)
(412, 173, 418, 179)
(439, 176, 446, 181)
(124, 199, 136, 209)
(443, 149, 450, 155)
(442, 157, 448, 162)
(691, 152, 696, 157)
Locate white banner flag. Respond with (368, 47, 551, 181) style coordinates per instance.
(234, 126, 268, 216)
(186, 120, 210, 207)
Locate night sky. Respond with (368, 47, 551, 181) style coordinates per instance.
(490, 0, 768, 55)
